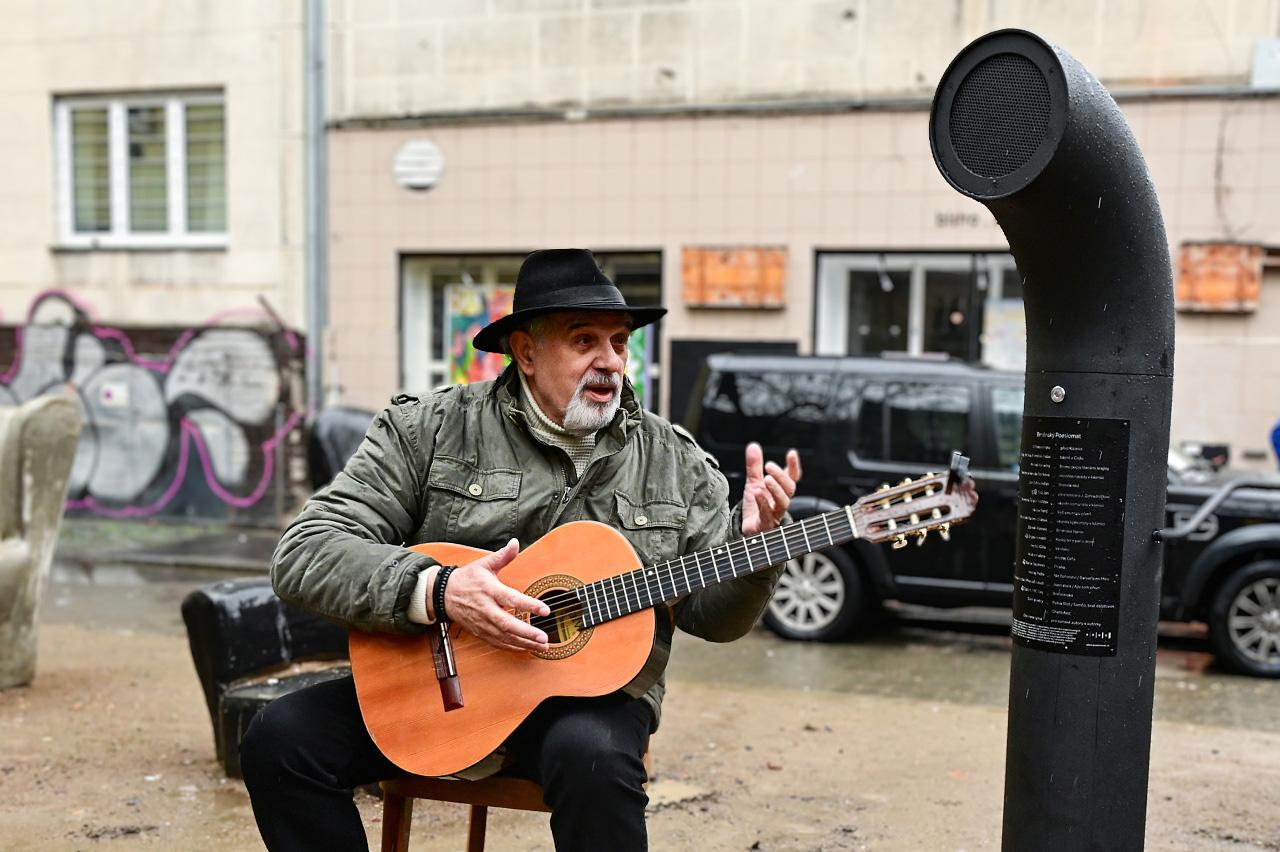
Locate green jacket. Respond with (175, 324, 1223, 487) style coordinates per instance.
(272, 366, 783, 732)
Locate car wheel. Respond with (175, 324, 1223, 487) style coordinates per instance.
(1208, 559, 1280, 678)
(763, 547, 863, 641)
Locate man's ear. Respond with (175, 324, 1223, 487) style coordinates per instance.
(509, 330, 535, 375)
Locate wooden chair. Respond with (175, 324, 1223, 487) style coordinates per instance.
(379, 749, 651, 852)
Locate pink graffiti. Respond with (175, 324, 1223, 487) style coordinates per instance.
(64, 410, 303, 518)
(3, 289, 305, 517)
(1, 290, 302, 382)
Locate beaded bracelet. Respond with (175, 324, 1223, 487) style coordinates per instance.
(433, 565, 457, 624)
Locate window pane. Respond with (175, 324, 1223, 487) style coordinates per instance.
(186, 103, 226, 232)
(992, 386, 1024, 470)
(71, 107, 111, 232)
(699, 370, 834, 450)
(128, 105, 168, 232)
(847, 269, 909, 354)
(884, 382, 970, 464)
(923, 268, 982, 360)
(852, 381, 887, 459)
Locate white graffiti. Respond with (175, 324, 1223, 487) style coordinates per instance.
(0, 292, 299, 517)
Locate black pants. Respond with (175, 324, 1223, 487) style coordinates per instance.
(240, 676, 652, 852)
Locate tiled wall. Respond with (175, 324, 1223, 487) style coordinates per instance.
(329, 95, 1280, 465)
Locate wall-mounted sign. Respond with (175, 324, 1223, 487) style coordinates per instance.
(1176, 242, 1262, 312)
(682, 246, 786, 308)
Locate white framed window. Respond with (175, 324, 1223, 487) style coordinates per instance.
(53, 92, 227, 249)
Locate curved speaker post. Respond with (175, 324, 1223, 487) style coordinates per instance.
(930, 30, 1174, 851)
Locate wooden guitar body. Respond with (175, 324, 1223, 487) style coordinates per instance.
(349, 521, 656, 778)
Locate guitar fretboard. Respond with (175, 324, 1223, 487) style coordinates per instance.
(575, 507, 859, 628)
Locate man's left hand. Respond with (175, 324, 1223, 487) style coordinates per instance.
(741, 443, 802, 536)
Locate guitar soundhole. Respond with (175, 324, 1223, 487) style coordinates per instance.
(536, 591, 584, 643)
(523, 574, 593, 661)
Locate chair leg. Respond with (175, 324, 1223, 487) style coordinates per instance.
(381, 790, 414, 852)
(466, 804, 488, 852)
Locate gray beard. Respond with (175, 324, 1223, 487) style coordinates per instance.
(561, 372, 622, 436)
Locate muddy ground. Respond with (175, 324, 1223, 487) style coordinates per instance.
(2, 605, 1278, 851)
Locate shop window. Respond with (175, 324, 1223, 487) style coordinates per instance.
(400, 253, 663, 409)
(816, 252, 1022, 370)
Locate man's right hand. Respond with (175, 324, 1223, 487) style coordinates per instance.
(442, 539, 551, 653)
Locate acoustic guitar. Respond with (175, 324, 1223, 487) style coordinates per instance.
(350, 452, 978, 777)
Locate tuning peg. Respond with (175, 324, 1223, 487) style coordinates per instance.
(909, 513, 920, 526)
(899, 477, 914, 486)
(938, 523, 951, 542)
(877, 483, 891, 492)
(932, 508, 943, 520)
(887, 517, 898, 531)
(914, 530, 928, 546)
(892, 534, 909, 550)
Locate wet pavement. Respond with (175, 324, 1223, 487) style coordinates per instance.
(44, 542, 1280, 737)
(13, 525, 1280, 850)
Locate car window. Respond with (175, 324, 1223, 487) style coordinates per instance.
(699, 369, 835, 449)
(854, 380, 971, 464)
(992, 386, 1024, 471)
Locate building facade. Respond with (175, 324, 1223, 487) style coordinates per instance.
(0, 1, 310, 520)
(324, 0, 1280, 469)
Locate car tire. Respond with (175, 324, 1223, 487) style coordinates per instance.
(1207, 559, 1280, 678)
(763, 546, 864, 641)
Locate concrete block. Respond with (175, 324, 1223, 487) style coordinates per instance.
(0, 396, 82, 690)
(587, 12, 637, 67)
(441, 18, 536, 75)
(539, 15, 587, 70)
(638, 9, 691, 67)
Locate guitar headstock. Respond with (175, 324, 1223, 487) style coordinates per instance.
(851, 451, 979, 549)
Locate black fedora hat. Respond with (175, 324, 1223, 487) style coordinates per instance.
(472, 249, 666, 353)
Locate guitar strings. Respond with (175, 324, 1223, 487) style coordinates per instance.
(513, 520, 824, 615)
(433, 494, 943, 663)
(492, 514, 861, 632)
(440, 520, 865, 663)
(523, 513, 858, 617)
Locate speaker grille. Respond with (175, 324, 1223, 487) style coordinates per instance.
(948, 53, 1051, 179)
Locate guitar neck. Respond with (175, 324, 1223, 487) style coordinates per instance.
(577, 507, 860, 628)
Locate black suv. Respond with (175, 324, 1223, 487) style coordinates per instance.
(686, 352, 1280, 678)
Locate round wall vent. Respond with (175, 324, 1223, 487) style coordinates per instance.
(393, 139, 445, 191)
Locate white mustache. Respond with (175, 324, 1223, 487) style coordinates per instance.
(577, 371, 621, 394)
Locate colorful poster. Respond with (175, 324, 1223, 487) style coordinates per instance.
(446, 284, 515, 385)
(626, 325, 647, 408)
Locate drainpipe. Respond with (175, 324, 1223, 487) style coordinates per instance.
(303, 0, 328, 414)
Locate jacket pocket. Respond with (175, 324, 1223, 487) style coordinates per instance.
(614, 491, 686, 566)
(423, 455, 522, 550)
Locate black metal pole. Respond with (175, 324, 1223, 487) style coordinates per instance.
(929, 31, 1175, 850)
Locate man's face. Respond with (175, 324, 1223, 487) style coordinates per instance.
(511, 311, 632, 434)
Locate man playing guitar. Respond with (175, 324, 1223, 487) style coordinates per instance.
(241, 249, 802, 851)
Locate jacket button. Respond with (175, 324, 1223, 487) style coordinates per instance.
(635, 514, 648, 526)
(468, 483, 483, 496)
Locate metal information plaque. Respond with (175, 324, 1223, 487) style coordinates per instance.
(1011, 416, 1130, 656)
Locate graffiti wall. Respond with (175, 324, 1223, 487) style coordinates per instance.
(0, 291, 306, 522)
